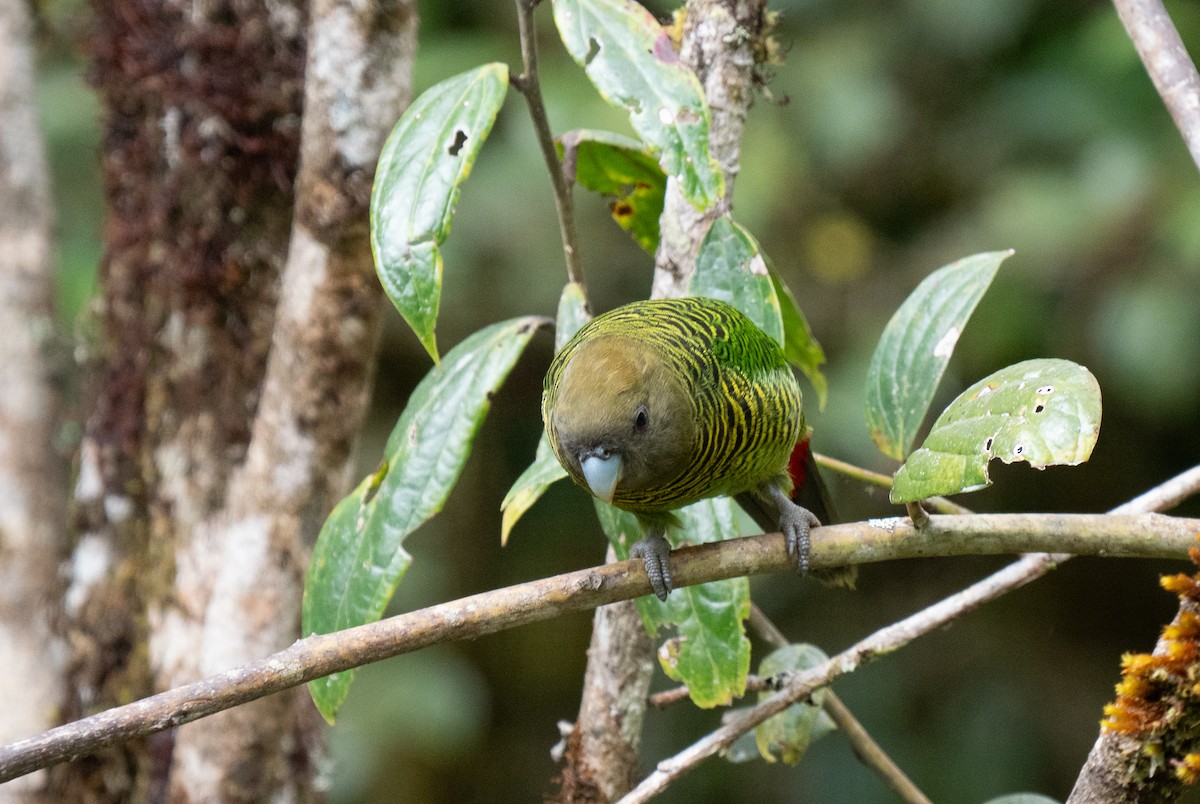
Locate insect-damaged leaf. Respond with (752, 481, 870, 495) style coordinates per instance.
(553, 0, 724, 209)
(371, 63, 509, 362)
(891, 358, 1102, 503)
(559, 129, 665, 254)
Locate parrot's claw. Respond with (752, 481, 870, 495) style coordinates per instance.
(764, 483, 821, 575)
(631, 531, 673, 601)
(779, 501, 821, 576)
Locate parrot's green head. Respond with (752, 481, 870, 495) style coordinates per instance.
(548, 335, 695, 506)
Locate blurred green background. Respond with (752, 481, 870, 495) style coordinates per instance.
(35, 0, 1200, 800)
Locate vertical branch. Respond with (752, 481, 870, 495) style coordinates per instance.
(162, 1, 418, 800)
(512, 0, 587, 291)
(0, 1, 70, 799)
(653, 0, 766, 298)
(1112, 0, 1200, 172)
(564, 2, 769, 800)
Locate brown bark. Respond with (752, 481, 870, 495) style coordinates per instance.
(0, 1, 70, 801)
(652, 0, 769, 298)
(56, 2, 307, 798)
(53, 0, 416, 799)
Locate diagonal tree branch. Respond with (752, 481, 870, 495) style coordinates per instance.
(747, 606, 933, 804)
(620, 463, 1200, 801)
(1112, 0, 1200, 171)
(1, 506, 1198, 785)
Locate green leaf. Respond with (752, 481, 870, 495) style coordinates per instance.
(595, 497, 751, 709)
(498, 283, 589, 543)
(981, 796, 1061, 804)
(552, 0, 724, 208)
(554, 280, 591, 351)
(771, 268, 828, 410)
(891, 359, 1102, 503)
(690, 216, 783, 345)
(500, 433, 567, 545)
(690, 216, 827, 406)
(865, 250, 1014, 461)
(371, 63, 509, 362)
(303, 316, 543, 723)
(559, 129, 665, 254)
(755, 643, 834, 765)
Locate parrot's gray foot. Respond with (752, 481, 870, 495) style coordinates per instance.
(766, 484, 821, 575)
(630, 530, 673, 601)
(780, 502, 820, 574)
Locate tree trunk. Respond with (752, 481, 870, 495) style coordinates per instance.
(52, 1, 417, 800)
(0, 1, 70, 800)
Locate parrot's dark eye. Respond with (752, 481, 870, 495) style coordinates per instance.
(633, 404, 650, 433)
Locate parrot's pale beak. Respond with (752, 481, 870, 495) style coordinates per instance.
(580, 453, 622, 504)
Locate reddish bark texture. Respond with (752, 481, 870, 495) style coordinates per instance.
(55, 1, 306, 798)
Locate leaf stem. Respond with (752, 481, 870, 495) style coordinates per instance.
(813, 452, 973, 515)
(512, 0, 587, 292)
(906, 501, 930, 529)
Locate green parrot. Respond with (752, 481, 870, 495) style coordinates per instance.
(542, 296, 824, 601)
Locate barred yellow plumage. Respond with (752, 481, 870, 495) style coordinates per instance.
(542, 296, 820, 599)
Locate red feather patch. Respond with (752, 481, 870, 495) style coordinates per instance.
(787, 435, 812, 501)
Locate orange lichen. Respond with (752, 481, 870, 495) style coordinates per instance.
(1177, 753, 1200, 784)
(1099, 544, 1200, 788)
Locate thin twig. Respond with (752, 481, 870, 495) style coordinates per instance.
(813, 452, 973, 515)
(820, 694, 933, 804)
(1112, 0, 1200, 172)
(648, 676, 777, 709)
(748, 606, 932, 804)
(622, 556, 1061, 802)
(512, 0, 587, 290)
(812, 453, 893, 489)
(619, 463, 1200, 801)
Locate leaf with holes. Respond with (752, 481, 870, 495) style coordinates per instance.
(499, 284, 589, 543)
(754, 644, 835, 765)
(303, 316, 543, 723)
(891, 359, 1102, 503)
(553, 0, 724, 208)
(371, 63, 509, 362)
(559, 129, 665, 254)
(594, 497, 751, 709)
(865, 250, 1013, 461)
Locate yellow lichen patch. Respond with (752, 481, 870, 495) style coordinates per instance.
(1176, 753, 1200, 784)
(1098, 543, 1200, 789)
